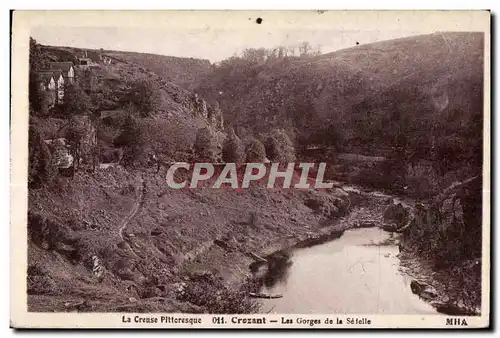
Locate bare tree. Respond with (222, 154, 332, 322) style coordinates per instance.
(299, 41, 312, 57)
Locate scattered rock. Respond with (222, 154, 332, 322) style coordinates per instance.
(383, 202, 409, 229)
(433, 301, 476, 316)
(128, 297, 137, 303)
(214, 239, 231, 251)
(410, 280, 437, 299)
(410, 280, 426, 295)
(357, 220, 378, 228)
(304, 194, 346, 218)
(150, 228, 163, 236)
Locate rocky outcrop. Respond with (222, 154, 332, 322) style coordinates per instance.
(304, 192, 349, 219)
(399, 176, 482, 260)
(410, 280, 438, 300)
(45, 138, 74, 169)
(382, 201, 410, 231)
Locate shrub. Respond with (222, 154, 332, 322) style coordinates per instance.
(245, 137, 266, 163)
(28, 124, 56, 189)
(60, 83, 93, 116)
(222, 130, 245, 165)
(126, 78, 161, 117)
(115, 115, 196, 166)
(177, 273, 259, 314)
(114, 115, 146, 166)
(265, 129, 295, 162)
(143, 118, 196, 163)
(194, 127, 218, 162)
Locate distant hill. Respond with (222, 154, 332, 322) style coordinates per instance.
(196, 32, 484, 153)
(40, 45, 213, 91)
(103, 50, 213, 91)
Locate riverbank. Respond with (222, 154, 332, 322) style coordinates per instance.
(231, 184, 482, 316)
(27, 167, 482, 315)
(27, 167, 371, 312)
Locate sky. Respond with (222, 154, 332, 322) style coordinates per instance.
(31, 26, 430, 63)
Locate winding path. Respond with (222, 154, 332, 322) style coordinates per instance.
(117, 175, 146, 259)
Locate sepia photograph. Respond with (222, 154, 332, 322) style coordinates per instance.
(10, 10, 490, 328)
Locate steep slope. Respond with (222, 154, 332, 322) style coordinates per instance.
(27, 166, 356, 312)
(40, 45, 213, 91)
(196, 32, 483, 152)
(104, 50, 213, 91)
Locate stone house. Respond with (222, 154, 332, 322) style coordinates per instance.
(36, 71, 56, 108)
(49, 61, 75, 85)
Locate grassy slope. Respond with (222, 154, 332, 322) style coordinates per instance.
(28, 166, 364, 312)
(37, 45, 213, 154)
(104, 50, 213, 91)
(29, 34, 485, 313)
(196, 32, 483, 150)
(40, 45, 213, 91)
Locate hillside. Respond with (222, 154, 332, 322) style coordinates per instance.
(195, 32, 484, 195)
(104, 50, 213, 91)
(39, 45, 213, 91)
(28, 165, 361, 312)
(34, 43, 224, 166)
(26, 33, 485, 316)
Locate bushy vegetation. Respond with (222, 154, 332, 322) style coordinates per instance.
(197, 33, 483, 195)
(222, 129, 245, 165)
(114, 115, 146, 166)
(115, 113, 196, 166)
(264, 129, 296, 163)
(125, 78, 161, 117)
(29, 38, 48, 114)
(177, 273, 260, 314)
(59, 83, 93, 116)
(244, 137, 267, 163)
(194, 127, 219, 162)
(28, 123, 56, 189)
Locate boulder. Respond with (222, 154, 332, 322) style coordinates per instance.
(410, 280, 438, 299)
(304, 194, 347, 218)
(383, 202, 409, 229)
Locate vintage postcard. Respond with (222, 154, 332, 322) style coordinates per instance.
(10, 10, 490, 329)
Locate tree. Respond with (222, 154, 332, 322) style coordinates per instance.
(65, 115, 98, 170)
(194, 127, 218, 162)
(245, 137, 267, 163)
(127, 78, 161, 117)
(222, 128, 245, 165)
(140, 117, 196, 165)
(39, 90, 56, 116)
(28, 123, 56, 188)
(241, 48, 267, 64)
(114, 115, 145, 166)
(265, 129, 296, 162)
(298, 42, 312, 57)
(61, 83, 92, 116)
(29, 37, 47, 114)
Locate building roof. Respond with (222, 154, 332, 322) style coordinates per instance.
(37, 71, 55, 85)
(49, 62, 74, 72)
(39, 69, 64, 81)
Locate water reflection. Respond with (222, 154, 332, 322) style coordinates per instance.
(263, 253, 293, 288)
(258, 228, 437, 314)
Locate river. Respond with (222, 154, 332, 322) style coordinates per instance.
(259, 227, 437, 314)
